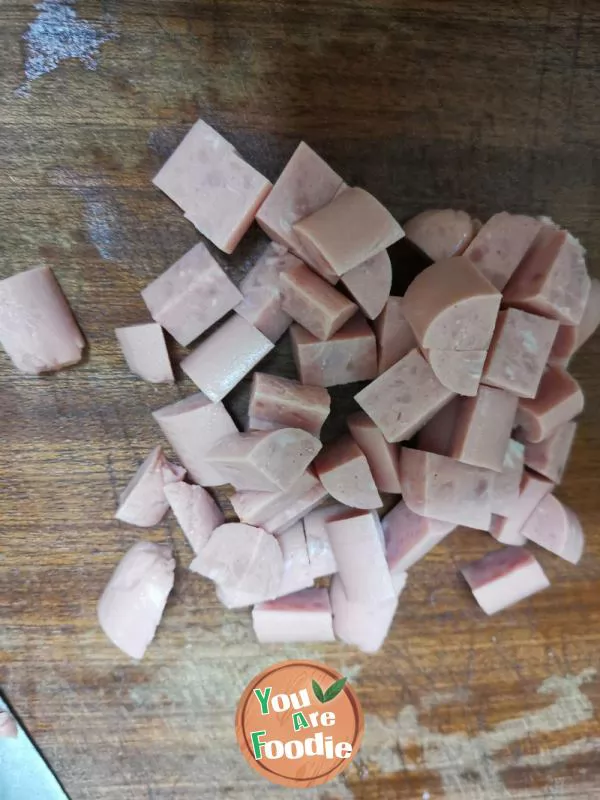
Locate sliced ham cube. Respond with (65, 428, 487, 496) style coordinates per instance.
(417, 397, 461, 456)
(247, 372, 330, 437)
(204, 428, 322, 492)
(450, 386, 518, 472)
(274, 521, 314, 598)
(329, 574, 401, 653)
(293, 187, 404, 277)
(153, 393, 238, 486)
(290, 315, 377, 387)
(550, 277, 600, 366)
(516, 365, 584, 443)
(425, 348, 487, 396)
(315, 435, 382, 510)
(523, 421, 576, 483)
(521, 493, 584, 564)
(231, 470, 324, 527)
(181, 314, 274, 402)
(399, 448, 493, 530)
(115, 322, 174, 383)
(347, 411, 402, 494)
(382, 500, 455, 575)
(153, 118, 271, 253)
(255, 142, 345, 269)
(98, 542, 175, 659)
(490, 439, 525, 515)
(0, 266, 84, 374)
(374, 296, 417, 374)
(463, 212, 542, 290)
(141, 242, 242, 346)
(164, 482, 224, 554)
(341, 250, 392, 320)
(280, 261, 357, 340)
(235, 243, 300, 342)
(115, 446, 185, 528)
(488, 471, 554, 545)
(504, 225, 591, 325)
(252, 587, 335, 643)
(355, 349, 455, 444)
(402, 256, 501, 351)
(461, 546, 550, 615)
(303, 505, 344, 579)
(404, 209, 477, 261)
(482, 308, 559, 399)
(325, 510, 396, 603)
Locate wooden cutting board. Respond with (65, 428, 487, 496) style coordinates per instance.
(1, 1, 600, 798)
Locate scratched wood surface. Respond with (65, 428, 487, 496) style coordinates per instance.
(1, 1, 600, 798)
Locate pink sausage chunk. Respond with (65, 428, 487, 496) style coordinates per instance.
(482, 308, 559, 399)
(153, 393, 238, 486)
(0, 266, 84, 374)
(330, 574, 401, 653)
(248, 372, 331, 437)
(252, 587, 335, 643)
(463, 212, 542, 290)
(164, 482, 224, 554)
(490, 439, 525, 515)
(115, 322, 174, 384)
(425, 348, 487, 397)
(374, 296, 417, 374)
(290, 315, 377, 387)
(550, 277, 600, 366)
(521, 494, 584, 564)
(347, 411, 402, 494)
(315, 435, 382, 510)
(0, 710, 18, 738)
(488, 471, 553, 545)
(115, 446, 185, 528)
(523, 421, 576, 483)
(181, 314, 274, 402)
(261, 481, 328, 534)
(516, 366, 584, 443)
(417, 397, 461, 456)
(404, 209, 477, 261)
(399, 448, 493, 530)
(153, 118, 271, 254)
(382, 500, 455, 575)
(355, 349, 455, 444)
(98, 542, 175, 659)
(341, 250, 392, 320)
(274, 521, 314, 598)
(450, 386, 518, 472)
(141, 242, 242, 347)
(303, 505, 344, 579)
(231, 470, 326, 531)
(504, 225, 591, 325)
(461, 546, 549, 615)
(280, 261, 357, 340)
(293, 187, 404, 277)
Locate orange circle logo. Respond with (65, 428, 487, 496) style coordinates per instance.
(236, 659, 364, 788)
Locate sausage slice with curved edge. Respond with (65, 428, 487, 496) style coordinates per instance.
(521, 493, 584, 564)
(164, 482, 224, 554)
(425, 348, 487, 396)
(341, 250, 392, 320)
(115, 446, 185, 528)
(115, 322, 174, 384)
(374, 296, 417, 374)
(550, 277, 600, 366)
(488, 471, 554, 545)
(404, 209, 477, 261)
(523, 420, 576, 483)
(347, 411, 402, 494)
(516, 366, 584, 443)
(315, 435, 382, 510)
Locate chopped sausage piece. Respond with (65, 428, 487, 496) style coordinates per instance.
(0, 710, 18, 738)
(382, 500, 455, 576)
(463, 212, 543, 290)
(450, 386, 518, 472)
(153, 393, 238, 486)
(115, 323, 174, 384)
(399, 448, 493, 530)
(341, 250, 392, 320)
(347, 411, 402, 494)
(417, 397, 461, 456)
(290, 315, 377, 387)
(115, 446, 185, 528)
(230, 470, 323, 526)
(490, 439, 525, 515)
(252, 587, 335, 643)
(521, 494, 584, 564)
(181, 314, 274, 402)
(141, 242, 242, 346)
(550, 277, 600, 366)
(98, 542, 175, 659)
(325, 510, 396, 603)
(247, 372, 331, 437)
(504, 225, 591, 325)
(488, 471, 554, 544)
(153, 118, 272, 253)
(516, 366, 584, 443)
(235, 243, 300, 342)
(329, 573, 401, 653)
(204, 428, 322, 492)
(482, 308, 559, 398)
(374, 296, 417, 374)
(355, 349, 455, 444)
(523, 420, 576, 483)
(425, 348, 487, 396)
(404, 209, 477, 261)
(303, 504, 344, 579)
(0, 266, 84, 374)
(280, 261, 357, 340)
(164, 482, 224, 554)
(402, 256, 501, 351)
(460, 546, 549, 615)
(274, 521, 314, 598)
(293, 187, 404, 277)
(255, 142, 345, 271)
(315, 435, 382, 510)
(261, 481, 328, 534)
(190, 522, 283, 605)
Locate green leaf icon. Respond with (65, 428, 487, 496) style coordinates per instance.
(323, 677, 347, 702)
(312, 679, 325, 703)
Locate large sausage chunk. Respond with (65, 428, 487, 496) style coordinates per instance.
(450, 386, 518, 472)
(516, 365, 584, 443)
(248, 372, 331, 437)
(341, 250, 392, 320)
(374, 296, 417, 374)
(550, 277, 600, 366)
(404, 209, 477, 261)
(252, 587, 335, 643)
(523, 420, 577, 483)
(315, 435, 382, 510)
(115, 446, 185, 528)
(329, 574, 401, 653)
(488, 471, 554, 545)
(347, 411, 402, 494)
(115, 323, 174, 384)
(382, 500, 455, 575)
(521, 494, 584, 564)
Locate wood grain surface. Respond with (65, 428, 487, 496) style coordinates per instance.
(1, 1, 600, 798)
